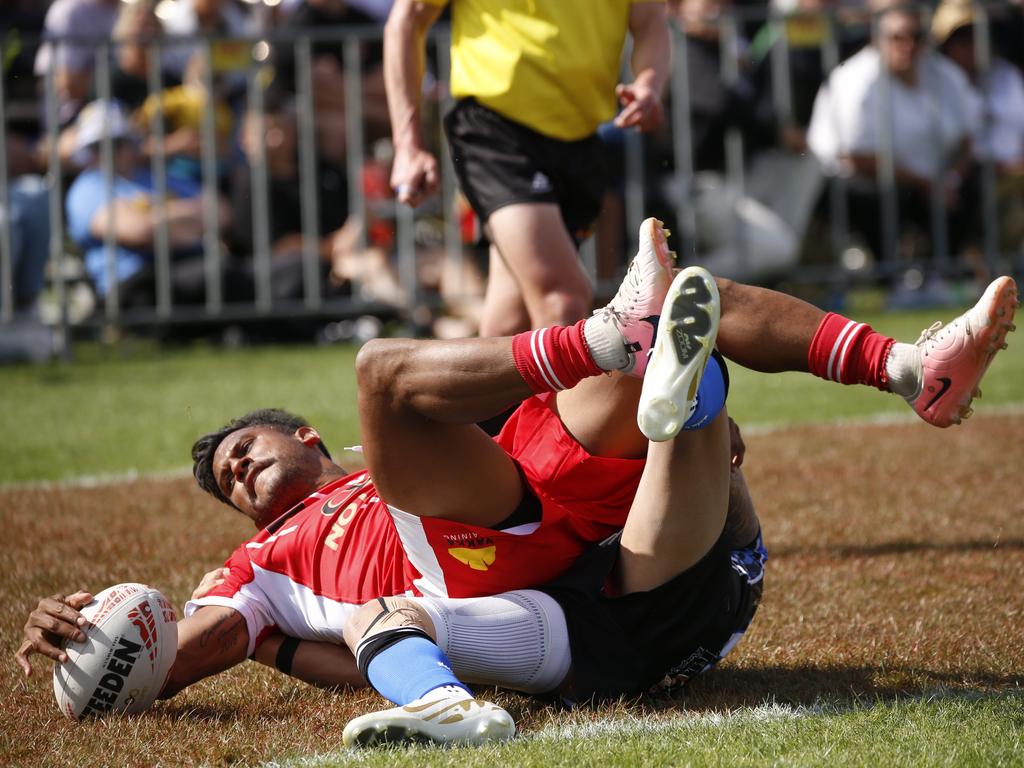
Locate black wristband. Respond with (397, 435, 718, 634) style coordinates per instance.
(275, 636, 301, 676)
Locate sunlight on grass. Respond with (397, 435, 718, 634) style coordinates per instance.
(0, 305, 1020, 485)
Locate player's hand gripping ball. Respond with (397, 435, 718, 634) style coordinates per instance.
(52, 583, 177, 720)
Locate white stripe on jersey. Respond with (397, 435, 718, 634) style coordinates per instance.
(386, 505, 450, 598)
(185, 564, 362, 656)
(245, 524, 298, 550)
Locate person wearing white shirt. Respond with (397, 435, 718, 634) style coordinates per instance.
(807, 2, 976, 275)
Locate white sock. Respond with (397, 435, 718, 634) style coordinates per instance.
(583, 314, 628, 371)
(885, 342, 923, 399)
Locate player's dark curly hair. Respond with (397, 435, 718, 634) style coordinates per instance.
(191, 408, 331, 507)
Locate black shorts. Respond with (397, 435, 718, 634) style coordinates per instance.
(541, 530, 766, 703)
(443, 99, 607, 242)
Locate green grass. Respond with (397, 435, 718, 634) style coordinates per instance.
(0, 305, 1020, 484)
(278, 692, 1024, 767)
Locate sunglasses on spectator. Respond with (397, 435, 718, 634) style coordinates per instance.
(883, 29, 923, 43)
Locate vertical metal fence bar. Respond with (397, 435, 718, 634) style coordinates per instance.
(295, 36, 322, 309)
(770, 13, 794, 128)
(437, 39, 464, 298)
(923, 8, 949, 275)
(44, 64, 69, 359)
(822, 13, 849, 267)
(200, 40, 222, 314)
(95, 44, 120, 322)
(147, 40, 172, 318)
(621, 34, 643, 243)
(0, 42, 13, 324)
(670, 27, 698, 263)
(623, 129, 645, 253)
(343, 35, 367, 252)
(720, 14, 749, 273)
(974, 7, 999, 274)
(874, 16, 899, 271)
(248, 66, 273, 312)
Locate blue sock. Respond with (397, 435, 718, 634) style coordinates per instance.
(683, 353, 727, 431)
(365, 636, 471, 705)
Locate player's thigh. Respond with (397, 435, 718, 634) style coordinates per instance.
(487, 203, 592, 298)
(368, 419, 525, 529)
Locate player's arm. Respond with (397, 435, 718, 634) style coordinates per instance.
(159, 605, 250, 699)
(383, 0, 444, 205)
(615, 2, 671, 132)
(252, 633, 366, 691)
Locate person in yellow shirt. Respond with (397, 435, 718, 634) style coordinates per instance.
(384, 0, 671, 336)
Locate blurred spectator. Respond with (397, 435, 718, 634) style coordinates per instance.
(807, 1, 976, 281)
(1, 0, 48, 120)
(108, 0, 180, 111)
(934, 0, 1024, 257)
(274, 0, 390, 164)
(64, 100, 245, 307)
(0, 174, 53, 363)
(229, 93, 403, 307)
(34, 0, 121, 127)
(159, 0, 254, 96)
(135, 51, 236, 182)
(650, 0, 821, 283)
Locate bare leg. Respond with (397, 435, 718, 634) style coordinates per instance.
(356, 337, 531, 527)
(715, 277, 821, 373)
(617, 409, 732, 594)
(479, 245, 530, 337)
(484, 203, 593, 330)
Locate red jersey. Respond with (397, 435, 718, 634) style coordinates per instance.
(186, 394, 645, 653)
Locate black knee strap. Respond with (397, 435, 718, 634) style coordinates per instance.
(355, 626, 434, 682)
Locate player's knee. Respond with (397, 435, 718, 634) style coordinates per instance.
(355, 339, 412, 398)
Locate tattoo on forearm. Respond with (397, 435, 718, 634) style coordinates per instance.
(199, 612, 247, 653)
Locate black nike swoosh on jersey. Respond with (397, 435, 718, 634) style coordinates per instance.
(923, 376, 953, 411)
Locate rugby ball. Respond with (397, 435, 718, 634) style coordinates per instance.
(53, 583, 178, 720)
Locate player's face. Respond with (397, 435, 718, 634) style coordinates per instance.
(212, 426, 325, 528)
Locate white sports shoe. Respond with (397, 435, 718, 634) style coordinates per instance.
(584, 217, 676, 376)
(908, 275, 1017, 427)
(342, 692, 516, 748)
(638, 266, 721, 442)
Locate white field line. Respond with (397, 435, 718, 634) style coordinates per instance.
(259, 703, 814, 768)
(5, 403, 1024, 493)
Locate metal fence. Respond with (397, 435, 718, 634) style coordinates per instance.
(1, 5, 1022, 359)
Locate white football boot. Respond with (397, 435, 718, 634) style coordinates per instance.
(638, 266, 721, 442)
(342, 689, 515, 748)
(584, 217, 676, 376)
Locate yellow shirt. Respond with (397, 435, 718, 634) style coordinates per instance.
(424, 0, 658, 141)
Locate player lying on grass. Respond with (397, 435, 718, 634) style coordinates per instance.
(15, 221, 1017, 718)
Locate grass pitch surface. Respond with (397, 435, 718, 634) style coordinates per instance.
(1, 303, 1022, 765)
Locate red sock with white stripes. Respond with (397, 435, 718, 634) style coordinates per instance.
(807, 313, 895, 391)
(511, 321, 604, 394)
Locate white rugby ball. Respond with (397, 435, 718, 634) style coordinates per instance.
(53, 583, 178, 720)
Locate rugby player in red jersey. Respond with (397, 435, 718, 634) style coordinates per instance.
(16, 220, 1016, 738)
